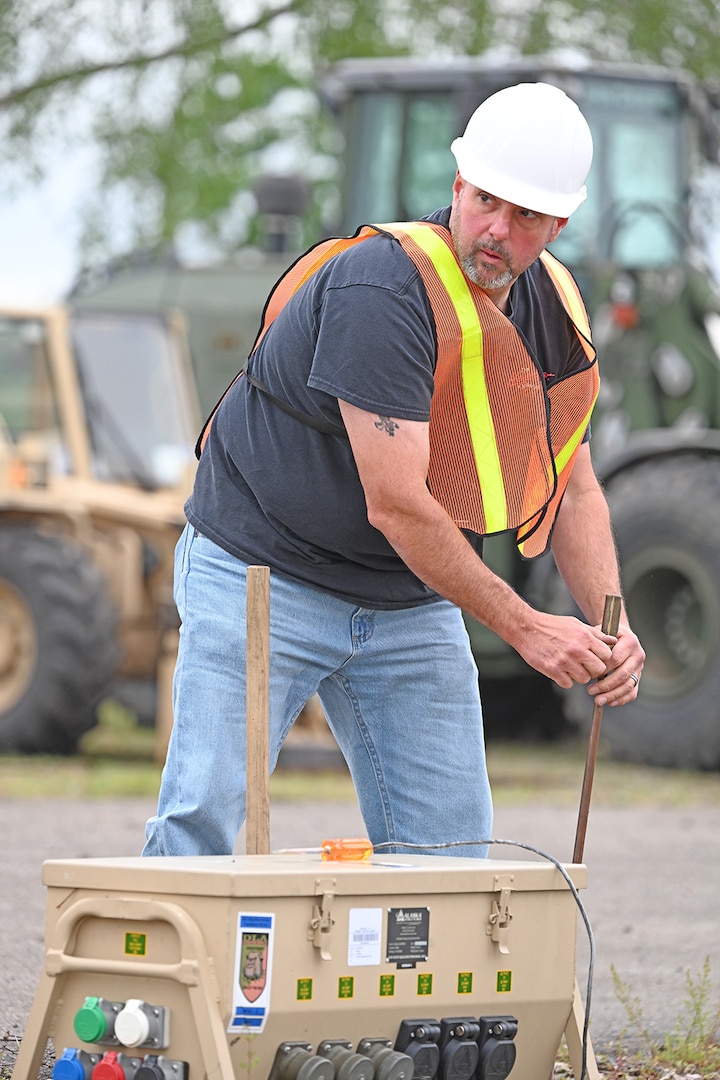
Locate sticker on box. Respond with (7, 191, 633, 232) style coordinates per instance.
(229, 912, 275, 1033)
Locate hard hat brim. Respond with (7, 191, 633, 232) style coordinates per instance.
(451, 140, 588, 219)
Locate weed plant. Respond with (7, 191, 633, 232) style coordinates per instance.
(601, 957, 720, 1078)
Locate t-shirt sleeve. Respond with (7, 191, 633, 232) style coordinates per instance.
(307, 278, 437, 422)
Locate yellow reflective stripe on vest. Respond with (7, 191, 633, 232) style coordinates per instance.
(555, 397, 595, 476)
(389, 222, 508, 533)
(539, 250, 594, 358)
(537, 250, 595, 477)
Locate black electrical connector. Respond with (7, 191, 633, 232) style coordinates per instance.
(393, 1019, 441, 1080)
(437, 1018, 481, 1080)
(135, 1059, 165, 1080)
(134, 1055, 189, 1080)
(477, 1017, 518, 1080)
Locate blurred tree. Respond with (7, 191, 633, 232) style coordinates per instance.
(0, 0, 718, 267)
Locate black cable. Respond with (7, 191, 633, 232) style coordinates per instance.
(372, 838, 594, 1080)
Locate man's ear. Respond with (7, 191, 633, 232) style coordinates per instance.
(549, 216, 569, 242)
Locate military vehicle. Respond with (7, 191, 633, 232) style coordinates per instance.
(70, 56, 720, 769)
(0, 306, 200, 752)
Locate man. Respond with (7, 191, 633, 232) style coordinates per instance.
(144, 82, 644, 858)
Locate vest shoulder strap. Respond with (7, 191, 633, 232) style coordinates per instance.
(538, 249, 595, 362)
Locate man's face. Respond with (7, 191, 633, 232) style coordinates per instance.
(449, 175, 567, 308)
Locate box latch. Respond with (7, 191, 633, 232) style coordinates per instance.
(308, 879, 336, 960)
(487, 874, 514, 954)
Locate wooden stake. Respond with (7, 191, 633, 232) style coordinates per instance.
(572, 594, 623, 864)
(246, 565, 271, 855)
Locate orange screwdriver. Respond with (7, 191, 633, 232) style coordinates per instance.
(321, 838, 373, 861)
(274, 838, 374, 860)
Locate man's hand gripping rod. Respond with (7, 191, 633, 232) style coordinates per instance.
(572, 594, 622, 864)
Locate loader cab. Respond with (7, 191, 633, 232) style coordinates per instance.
(0, 309, 200, 493)
(70, 310, 200, 489)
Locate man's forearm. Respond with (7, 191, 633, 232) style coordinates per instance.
(551, 478, 625, 626)
(371, 488, 617, 688)
(370, 485, 532, 635)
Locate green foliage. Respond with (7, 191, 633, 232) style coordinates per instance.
(576, 0, 720, 81)
(665, 959, 720, 1069)
(610, 957, 720, 1076)
(230, 1032, 260, 1077)
(0, 0, 719, 267)
(97, 54, 299, 244)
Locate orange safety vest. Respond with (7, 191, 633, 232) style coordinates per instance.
(204, 222, 599, 559)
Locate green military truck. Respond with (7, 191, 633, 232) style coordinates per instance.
(65, 56, 720, 768)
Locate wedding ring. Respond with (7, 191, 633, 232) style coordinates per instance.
(629, 673, 639, 687)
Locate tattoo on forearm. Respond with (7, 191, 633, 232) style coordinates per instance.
(374, 416, 399, 437)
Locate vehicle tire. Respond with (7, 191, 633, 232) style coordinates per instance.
(110, 677, 158, 727)
(480, 672, 571, 741)
(0, 526, 119, 753)
(562, 455, 720, 769)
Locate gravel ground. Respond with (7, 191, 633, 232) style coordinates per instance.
(2, 797, 719, 1077)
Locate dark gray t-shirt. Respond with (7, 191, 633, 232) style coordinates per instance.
(187, 208, 587, 608)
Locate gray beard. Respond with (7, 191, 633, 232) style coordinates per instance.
(459, 251, 514, 292)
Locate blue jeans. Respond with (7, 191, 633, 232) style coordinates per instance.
(143, 525, 492, 857)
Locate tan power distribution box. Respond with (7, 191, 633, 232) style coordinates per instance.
(15, 853, 590, 1080)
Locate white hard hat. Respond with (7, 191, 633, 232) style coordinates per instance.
(450, 82, 593, 217)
